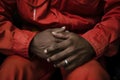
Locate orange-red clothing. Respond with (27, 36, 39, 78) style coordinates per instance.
(0, 55, 110, 80)
(0, 0, 120, 58)
(0, 55, 56, 80)
(0, 0, 120, 80)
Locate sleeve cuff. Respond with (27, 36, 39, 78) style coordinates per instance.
(81, 24, 109, 58)
(12, 29, 37, 58)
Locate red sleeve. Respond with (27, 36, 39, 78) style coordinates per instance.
(82, 0, 120, 57)
(0, 0, 36, 57)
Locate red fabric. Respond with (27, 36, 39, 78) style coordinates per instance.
(0, 0, 120, 80)
(61, 60, 110, 80)
(0, 55, 55, 80)
(0, 55, 110, 80)
(0, 0, 37, 57)
(0, 0, 120, 58)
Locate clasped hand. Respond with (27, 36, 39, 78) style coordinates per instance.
(30, 27, 95, 71)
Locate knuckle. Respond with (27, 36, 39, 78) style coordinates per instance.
(50, 44, 57, 50)
(70, 46, 75, 51)
(53, 44, 58, 50)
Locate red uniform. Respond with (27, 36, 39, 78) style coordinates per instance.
(0, 0, 120, 80)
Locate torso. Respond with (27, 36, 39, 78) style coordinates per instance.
(15, 0, 105, 31)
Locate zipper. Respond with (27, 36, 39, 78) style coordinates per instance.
(33, 9, 36, 20)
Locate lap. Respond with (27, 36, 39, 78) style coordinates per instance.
(63, 60, 110, 80)
(0, 55, 110, 80)
(0, 55, 55, 80)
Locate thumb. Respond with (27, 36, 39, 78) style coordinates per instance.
(52, 31, 68, 39)
(52, 26, 66, 33)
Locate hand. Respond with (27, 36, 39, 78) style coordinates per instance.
(29, 27, 66, 59)
(46, 32, 96, 71)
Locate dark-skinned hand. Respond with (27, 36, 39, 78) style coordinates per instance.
(46, 32, 96, 71)
(29, 27, 66, 59)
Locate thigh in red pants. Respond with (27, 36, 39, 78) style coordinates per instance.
(62, 60, 110, 80)
(0, 55, 110, 80)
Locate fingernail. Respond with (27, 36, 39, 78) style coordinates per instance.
(47, 58, 51, 62)
(44, 49, 48, 53)
(61, 26, 66, 29)
(52, 32, 57, 35)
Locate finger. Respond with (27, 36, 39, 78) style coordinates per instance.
(47, 47, 74, 62)
(54, 50, 86, 70)
(65, 30, 69, 33)
(65, 52, 89, 71)
(51, 26, 66, 33)
(54, 52, 78, 68)
(52, 32, 69, 39)
(46, 39, 72, 54)
(54, 38, 64, 43)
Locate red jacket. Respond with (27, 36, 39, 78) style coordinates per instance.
(0, 0, 120, 58)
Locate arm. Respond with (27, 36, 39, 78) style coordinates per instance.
(0, 0, 36, 57)
(0, 0, 67, 59)
(82, 0, 120, 57)
(44, 0, 120, 70)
